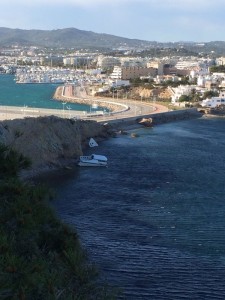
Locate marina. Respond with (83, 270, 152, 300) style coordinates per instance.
(15, 66, 106, 85)
(0, 74, 166, 121)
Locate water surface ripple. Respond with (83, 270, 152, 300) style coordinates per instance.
(50, 118, 225, 299)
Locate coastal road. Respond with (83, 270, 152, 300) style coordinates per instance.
(0, 101, 168, 122)
(0, 91, 169, 122)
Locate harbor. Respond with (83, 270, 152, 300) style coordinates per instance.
(0, 74, 168, 122)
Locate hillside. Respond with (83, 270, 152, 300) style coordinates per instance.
(0, 27, 225, 54)
(0, 27, 152, 49)
(0, 119, 115, 299)
(0, 116, 110, 177)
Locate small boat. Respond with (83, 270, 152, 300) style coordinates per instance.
(89, 138, 98, 147)
(78, 154, 107, 167)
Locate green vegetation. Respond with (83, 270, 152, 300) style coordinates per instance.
(130, 78, 154, 88)
(209, 65, 225, 73)
(0, 144, 115, 299)
(160, 76, 191, 88)
(137, 47, 199, 58)
(178, 95, 191, 102)
(203, 90, 219, 99)
(178, 88, 202, 103)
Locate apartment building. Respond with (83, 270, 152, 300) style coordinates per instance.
(147, 61, 164, 75)
(216, 57, 225, 66)
(97, 55, 120, 69)
(122, 66, 156, 80)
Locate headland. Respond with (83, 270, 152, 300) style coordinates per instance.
(0, 84, 203, 178)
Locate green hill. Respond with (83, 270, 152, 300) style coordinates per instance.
(0, 27, 152, 49)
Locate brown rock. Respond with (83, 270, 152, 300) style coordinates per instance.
(138, 117, 153, 127)
(0, 116, 110, 175)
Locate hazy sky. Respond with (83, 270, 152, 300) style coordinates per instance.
(1, 0, 224, 42)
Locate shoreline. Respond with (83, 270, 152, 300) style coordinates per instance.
(0, 107, 203, 180)
(53, 85, 130, 114)
(0, 83, 168, 122)
(0, 84, 203, 180)
(19, 109, 203, 180)
(52, 85, 169, 119)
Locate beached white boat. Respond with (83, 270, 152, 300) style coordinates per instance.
(89, 138, 98, 147)
(78, 154, 107, 167)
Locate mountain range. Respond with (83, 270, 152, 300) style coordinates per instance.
(0, 27, 153, 49)
(0, 27, 225, 55)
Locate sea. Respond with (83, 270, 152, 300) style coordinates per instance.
(2, 74, 225, 299)
(0, 74, 90, 111)
(44, 117, 225, 300)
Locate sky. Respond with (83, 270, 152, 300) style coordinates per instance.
(0, 0, 224, 42)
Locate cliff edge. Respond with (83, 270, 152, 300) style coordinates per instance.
(0, 116, 110, 176)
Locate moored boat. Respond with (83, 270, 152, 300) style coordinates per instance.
(78, 154, 107, 167)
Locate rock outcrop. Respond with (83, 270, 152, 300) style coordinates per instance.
(198, 106, 225, 115)
(0, 116, 110, 176)
(138, 117, 153, 127)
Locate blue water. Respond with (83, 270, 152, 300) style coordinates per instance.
(42, 117, 225, 299)
(0, 74, 90, 111)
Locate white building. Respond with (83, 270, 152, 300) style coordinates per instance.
(201, 91, 225, 107)
(175, 60, 199, 70)
(110, 66, 122, 79)
(120, 57, 147, 68)
(171, 85, 195, 103)
(97, 55, 120, 69)
(110, 79, 130, 88)
(216, 57, 225, 66)
(190, 68, 209, 79)
(201, 97, 225, 108)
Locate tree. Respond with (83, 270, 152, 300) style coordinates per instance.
(179, 95, 191, 102)
(203, 90, 219, 99)
(0, 144, 115, 299)
(0, 144, 31, 178)
(210, 65, 225, 73)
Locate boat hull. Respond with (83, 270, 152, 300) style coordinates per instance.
(78, 154, 108, 167)
(78, 161, 107, 167)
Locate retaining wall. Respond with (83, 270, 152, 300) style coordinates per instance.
(104, 108, 203, 129)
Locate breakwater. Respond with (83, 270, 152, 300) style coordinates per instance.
(105, 108, 203, 129)
(53, 86, 129, 114)
(0, 106, 202, 178)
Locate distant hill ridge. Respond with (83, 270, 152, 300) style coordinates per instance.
(0, 27, 151, 49)
(0, 27, 225, 53)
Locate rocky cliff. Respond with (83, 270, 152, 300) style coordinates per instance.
(0, 116, 110, 176)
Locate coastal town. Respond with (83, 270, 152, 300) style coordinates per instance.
(1, 1, 225, 297)
(1, 44, 225, 114)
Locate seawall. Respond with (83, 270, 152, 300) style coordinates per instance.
(0, 108, 202, 178)
(53, 86, 129, 114)
(104, 108, 203, 129)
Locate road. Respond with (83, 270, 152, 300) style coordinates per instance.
(0, 97, 168, 122)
